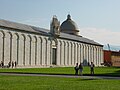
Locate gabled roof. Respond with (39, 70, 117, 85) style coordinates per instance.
(0, 19, 103, 46)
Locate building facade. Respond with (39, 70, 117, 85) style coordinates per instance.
(104, 50, 120, 67)
(0, 15, 103, 68)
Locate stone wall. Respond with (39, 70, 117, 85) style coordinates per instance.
(0, 28, 103, 68)
(57, 39, 103, 66)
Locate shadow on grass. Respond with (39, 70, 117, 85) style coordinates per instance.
(0, 67, 120, 77)
(76, 78, 99, 81)
(0, 71, 120, 77)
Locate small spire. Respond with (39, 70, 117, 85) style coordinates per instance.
(67, 14, 71, 20)
(53, 15, 57, 19)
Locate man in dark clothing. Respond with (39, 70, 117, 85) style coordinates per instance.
(1, 61, 4, 68)
(12, 61, 14, 68)
(79, 63, 83, 76)
(90, 62, 95, 75)
(74, 63, 79, 75)
(14, 61, 17, 68)
(8, 61, 11, 68)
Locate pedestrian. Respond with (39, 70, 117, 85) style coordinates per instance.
(14, 61, 17, 68)
(90, 62, 95, 75)
(8, 61, 11, 68)
(79, 63, 83, 76)
(74, 63, 79, 75)
(12, 61, 14, 68)
(88, 62, 90, 66)
(1, 61, 4, 68)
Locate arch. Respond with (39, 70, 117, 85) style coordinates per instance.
(34, 36, 38, 65)
(12, 33, 19, 65)
(38, 37, 43, 65)
(21, 34, 26, 65)
(70, 42, 73, 65)
(78, 43, 82, 63)
(35, 36, 41, 65)
(34, 36, 37, 42)
(81, 43, 84, 63)
(18, 33, 25, 66)
(59, 40, 62, 65)
(0, 31, 5, 62)
(21, 34, 26, 41)
(95, 46, 98, 66)
(86, 44, 89, 66)
(30, 35, 36, 65)
(39, 37, 42, 43)
(64, 41, 68, 66)
(46, 38, 51, 66)
(100, 47, 103, 65)
(49, 39, 52, 65)
(91, 45, 95, 63)
(28, 35, 32, 41)
(75, 43, 78, 64)
(0, 30, 5, 37)
(63, 41, 66, 65)
(8, 32, 13, 39)
(14, 33, 19, 39)
(66, 42, 69, 65)
(27, 35, 32, 65)
(60, 40, 65, 65)
(44, 38, 48, 65)
(4, 31, 11, 65)
(87, 45, 91, 65)
(77, 43, 80, 63)
(8, 32, 13, 63)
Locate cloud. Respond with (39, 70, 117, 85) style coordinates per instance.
(80, 27, 120, 46)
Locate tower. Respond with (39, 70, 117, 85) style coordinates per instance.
(50, 15, 60, 36)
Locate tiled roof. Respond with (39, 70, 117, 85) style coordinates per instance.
(0, 19, 103, 46)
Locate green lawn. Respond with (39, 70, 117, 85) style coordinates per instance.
(0, 75, 120, 90)
(0, 67, 120, 76)
(0, 67, 120, 90)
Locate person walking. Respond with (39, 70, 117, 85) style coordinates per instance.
(14, 61, 17, 68)
(90, 62, 95, 75)
(1, 61, 4, 68)
(74, 63, 79, 75)
(12, 61, 14, 68)
(8, 61, 11, 68)
(79, 63, 83, 76)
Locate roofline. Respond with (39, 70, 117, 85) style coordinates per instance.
(58, 36, 103, 47)
(0, 25, 50, 37)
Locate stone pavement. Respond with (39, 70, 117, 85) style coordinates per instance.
(0, 72, 120, 80)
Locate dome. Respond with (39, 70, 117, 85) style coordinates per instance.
(60, 14, 79, 35)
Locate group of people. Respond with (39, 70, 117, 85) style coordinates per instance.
(74, 62, 95, 76)
(0, 61, 17, 68)
(8, 61, 17, 68)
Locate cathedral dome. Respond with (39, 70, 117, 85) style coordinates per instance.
(60, 14, 79, 35)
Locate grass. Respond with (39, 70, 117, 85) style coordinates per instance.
(0, 67, 120, 90)
(0, 67, 120, 76)
(0, 75, 120, 90)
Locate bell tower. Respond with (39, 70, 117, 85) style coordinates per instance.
(50, 15, 60, 36)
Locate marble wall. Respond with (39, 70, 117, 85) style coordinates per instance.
(0, 28, 103, 68)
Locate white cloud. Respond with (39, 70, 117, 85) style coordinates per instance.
(80, 27, 120, 46)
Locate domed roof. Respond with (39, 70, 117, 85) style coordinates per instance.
(60, 14, 79, 35)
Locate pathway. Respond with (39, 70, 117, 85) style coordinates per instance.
(0, 72, 120, 80)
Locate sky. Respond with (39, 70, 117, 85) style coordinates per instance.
(0, 0, 120, 47)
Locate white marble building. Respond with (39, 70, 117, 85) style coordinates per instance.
(0, 15, 103, 68)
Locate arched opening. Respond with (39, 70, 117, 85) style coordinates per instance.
(51, 40, 57, 65)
